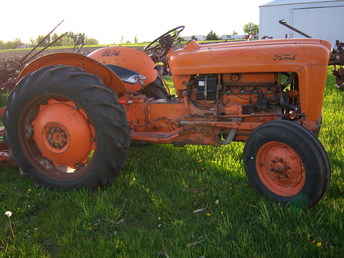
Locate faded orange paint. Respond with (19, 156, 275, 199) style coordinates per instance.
(0, 37, 331, 163)
(256, 141, 305, 197)
(120, 92, 280, 144)
(88, 47, 158, 86)
(32, 99, 94, 167)
(171, 75, 190, 96)
(222, 73, 277, 83)
(169, 39, 331, 122)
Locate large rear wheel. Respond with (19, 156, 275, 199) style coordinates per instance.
(4, 65, 130, 189)
(243, 120, 330, 207)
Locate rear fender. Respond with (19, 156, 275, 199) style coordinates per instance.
(17, 53, 127, 96)
(88, 46, 158, 87)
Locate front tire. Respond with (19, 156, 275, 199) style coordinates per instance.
(243, 120, 330, 207)
(4, 65, 130, 189)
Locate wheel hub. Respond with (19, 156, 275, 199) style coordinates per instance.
(45, 124, 69, 151)
(270, 159, 290, 176)
(31, 99, 95, 168)
(256, 141, 305, 196)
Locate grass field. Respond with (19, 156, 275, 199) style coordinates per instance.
(0, 69, 343, 257)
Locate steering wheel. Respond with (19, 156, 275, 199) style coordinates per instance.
(144, 26, 185, 62)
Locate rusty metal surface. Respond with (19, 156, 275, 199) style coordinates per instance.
(333, 67, 344, 88)
(330, 41, 344, 89)
(330, 40, 344, 65)
(0, 57, 20, 92)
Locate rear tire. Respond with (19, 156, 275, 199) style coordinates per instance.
(4, 65, 130, 189)
(243, 120, 330, 207)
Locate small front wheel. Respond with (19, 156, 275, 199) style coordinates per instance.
(243, 120, 330, 207)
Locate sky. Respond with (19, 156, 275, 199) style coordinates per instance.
(0, 0, 268, 44)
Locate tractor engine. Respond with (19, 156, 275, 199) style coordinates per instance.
(168, 38, 330, 138)
(188, 72, 299, 120)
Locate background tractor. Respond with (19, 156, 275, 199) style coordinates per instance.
(0, 26, 331, 207)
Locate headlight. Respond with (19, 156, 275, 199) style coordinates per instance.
(123, 74, 146, 85)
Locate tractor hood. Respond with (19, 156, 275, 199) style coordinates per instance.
(168, 39, 331, 75)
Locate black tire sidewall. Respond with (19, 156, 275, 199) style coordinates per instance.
(5, 65, 130, 189)
(244, 120, 329, 207)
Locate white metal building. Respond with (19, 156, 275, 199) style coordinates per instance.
(259, 0, 344, 46)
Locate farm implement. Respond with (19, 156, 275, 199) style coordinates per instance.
(0, 26, 332, 207)
(329, 40, 344, 88)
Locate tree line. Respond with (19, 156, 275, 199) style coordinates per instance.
(0, 32, 98, 50)
(205, 22, 259, 40)
(0, 22, 259, 49)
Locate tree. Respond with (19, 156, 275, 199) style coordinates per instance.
(0, 32, 99, 49)
(243, 22, 259, 36)
(232, 30, 238, 36)
(0, 38, 24, 49)
(191, 35, 197, 40)
(30, 32, 98, 47)
(85, 38, 98, 45)
(11, 38, 24, 49)
(134, 36, 139, 44)
(66, 32, 86, 47)
(206, 30, 219, 41)
(31, 35, 51, 47)
(50, 33, 65, 46)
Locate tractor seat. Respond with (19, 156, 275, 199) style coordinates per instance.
(106, 64, 143, 84)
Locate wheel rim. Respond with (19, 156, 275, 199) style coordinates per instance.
(20, 98, 95, 180)
(256, 141, 305, 197)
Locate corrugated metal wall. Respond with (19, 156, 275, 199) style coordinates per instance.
(259, 0, 344, 46)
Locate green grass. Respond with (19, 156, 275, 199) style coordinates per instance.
(0, 69, 343, 257)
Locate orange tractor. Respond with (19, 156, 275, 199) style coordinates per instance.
(0, 26, 331, 207)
